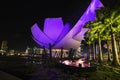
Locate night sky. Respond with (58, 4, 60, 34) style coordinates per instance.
(0, 0, 118, 51)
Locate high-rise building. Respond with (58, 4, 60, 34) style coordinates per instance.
(25, 46, 33, 54)
(1, 40, 8, 51)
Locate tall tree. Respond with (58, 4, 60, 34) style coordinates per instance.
(86, 21, 105, 62)
(104, 8, 120, 65)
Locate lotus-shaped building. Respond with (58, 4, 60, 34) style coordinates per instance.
(31, 0, 103, 49)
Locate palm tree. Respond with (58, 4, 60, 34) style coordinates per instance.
(102, 36, 112, 62)
(102, 34, 112, 62)
(99, 23, 112, 62)
(86, 21, 104, 63)
(85, 7, 120, 65)
(104, 9, 120, 65)
(115, 26, 120, 54)
(95, 7, 120, 65)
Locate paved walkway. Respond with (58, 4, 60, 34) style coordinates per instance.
(0, 71, 22, 80)
(29, 65, 87, 80)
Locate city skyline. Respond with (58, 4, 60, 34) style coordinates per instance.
(0, 0, 117, 50)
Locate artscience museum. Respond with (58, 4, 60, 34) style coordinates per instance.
(31, 0, 103, 56)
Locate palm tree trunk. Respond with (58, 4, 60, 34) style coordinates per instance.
(118, 31, 120, 54)
(111, 32, 120, 65)
(117, 40, 120, 54)
(118, 33, 120, 60)
(110, 25, 120, 66)
(98, 32, 103, 63)
(88, 44, 92, 60)
(107, 41, 111, 62)
(93, 42, 96, 60)
(95, 43, 98, 59)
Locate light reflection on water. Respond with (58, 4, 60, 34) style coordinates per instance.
(22, 56, 88, 80)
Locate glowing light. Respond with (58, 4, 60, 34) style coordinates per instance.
(53, 0, 103, 49)
(44, 18, 64, 41)
(60, 58, 90, 68)
(31, 0, 103, 49)
(73, 28, 90, 41)
(31, 18, 71, 48)
(62, 60, 72, 65)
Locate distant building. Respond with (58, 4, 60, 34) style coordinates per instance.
(36, 48, 44, 54)
(1, 40, 8, 51)
(9, 49, 15, 55)
(0, 40, 8, 55)
(51, 49, 69, 58)
(26, 47, 33, 54)
(0, 50, 6, 55)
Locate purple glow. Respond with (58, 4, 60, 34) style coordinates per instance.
(31, 24, 53, 43)
(72, 0, 103, 37)
(44, 18, 64, 41)
(61, 58, 90, 68)
(73, 28, 90, 41)
(31, 18, 71, 48)
(55, 23, 71, 44)
(31, 0, 103, 49)
(54, 0, 103, 49)
(54, 35, 80, 49)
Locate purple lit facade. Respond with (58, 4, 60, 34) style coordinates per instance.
(31, 18, 70, 49)
(31, 0, 103, 49)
